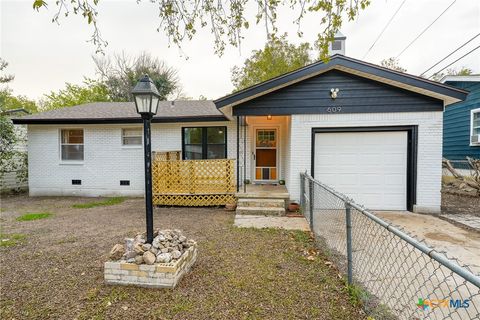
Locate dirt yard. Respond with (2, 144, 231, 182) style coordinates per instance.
(441, 191, 480, 217)
(0, 194, 363, 320)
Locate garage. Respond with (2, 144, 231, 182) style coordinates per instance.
(313, 129, 411, 211)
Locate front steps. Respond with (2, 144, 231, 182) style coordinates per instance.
(236, 198, 286, 216)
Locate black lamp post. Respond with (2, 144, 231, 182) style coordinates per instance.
(132, 75, 160, 244)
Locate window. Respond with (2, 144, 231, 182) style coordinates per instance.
(332, 40, 342, 51)
(122, 128, 142, 146)
(471, 108, 480, 146)
(182, 127, 226, 160)
(61, 129, 84, 161)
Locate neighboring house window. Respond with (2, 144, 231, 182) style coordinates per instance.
(182, 127, 227, 160)
(472, 108, 480, 146)
(122, 128, 142, 146)
(61, 129, 84, 161)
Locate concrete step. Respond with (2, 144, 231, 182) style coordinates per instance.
(235, 192, 289, 200)
(237, 198, 285, 208)
(236, 206, 286, 216)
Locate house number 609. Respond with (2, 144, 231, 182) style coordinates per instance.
(327, 107, 342, 113)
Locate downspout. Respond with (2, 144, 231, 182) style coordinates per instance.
(243, 116, 247, 193)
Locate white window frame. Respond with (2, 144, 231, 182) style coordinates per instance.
(121, 127, 143, 148)
(59, 128, 84, 164)
(471, 108, 480, 147)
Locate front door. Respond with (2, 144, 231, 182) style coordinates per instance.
(255, 129, 278, 182)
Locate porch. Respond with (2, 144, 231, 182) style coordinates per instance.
(235, 184, 289, 199)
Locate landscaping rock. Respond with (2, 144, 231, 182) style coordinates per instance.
(134, 243, 145, 254)
(109, 244, 125, 260)
(171, 250, 182, 259)
(143, 251, 156, 265)
(135, 255, 144, 265)
(156, 252, 172, 263)
(109, 229, 195, 265)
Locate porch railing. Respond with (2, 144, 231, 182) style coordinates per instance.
(152, 158, 236, 206)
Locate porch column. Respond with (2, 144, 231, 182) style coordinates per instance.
(243, 116, 247, 193)
(236, 116, 240, 192)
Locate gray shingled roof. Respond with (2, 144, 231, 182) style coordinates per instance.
(12, 101, 227, 124)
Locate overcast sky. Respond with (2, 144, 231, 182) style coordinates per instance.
(1, 0, 479, 101)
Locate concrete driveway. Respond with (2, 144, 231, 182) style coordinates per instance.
(374, 211, 480, 275)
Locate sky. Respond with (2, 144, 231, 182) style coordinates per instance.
(1, 0, 479, 101)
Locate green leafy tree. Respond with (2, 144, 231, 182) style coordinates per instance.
(0, 59, 28, 186)
(0, 93, 38, 114)
(0, 115, 28, 185)
(231, 34, 312, 91)
(0, 58, 14, 84)
(31, 0, 370, 57)
(93, 52, 181, 101)
(380, 57, 407, 73)
(0, 58, 38, 113)
(40, 78, 112, 111)
(431, 66, 474, 81)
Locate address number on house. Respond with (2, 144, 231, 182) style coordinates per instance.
(326, 107, 342, 113)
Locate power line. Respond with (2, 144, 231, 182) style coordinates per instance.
(420, 33, 480, 77)
(429, 44, 480, 79)
(396, 0, 456, 58)
(363, 0, 407, 59)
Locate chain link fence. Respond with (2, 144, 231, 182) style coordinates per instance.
(300, 172, 480, 319)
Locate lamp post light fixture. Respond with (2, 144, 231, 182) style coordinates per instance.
(132, 75, 160, 244)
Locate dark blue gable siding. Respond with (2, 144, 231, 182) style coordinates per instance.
(232, 70, 443, 116)
(443, 81, 480, 160)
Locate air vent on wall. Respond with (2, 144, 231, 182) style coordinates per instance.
(120, 180, 130, 186)
(72, 179, 82, 185)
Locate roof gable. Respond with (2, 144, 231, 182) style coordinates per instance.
(214, 55, 468, 110)
(232, 69, 444, 116)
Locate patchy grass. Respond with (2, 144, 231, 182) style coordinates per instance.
(16, 212, 52, 221)
(0, 233, 26, 247)
(72, 197, 125, 209)
(0, 195, 364, 319)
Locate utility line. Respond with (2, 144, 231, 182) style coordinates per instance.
(420, 33, 480, 77)
(363, 0, 407, 59)
(429, 44, 480, 79)
(396, 0, 456, 58)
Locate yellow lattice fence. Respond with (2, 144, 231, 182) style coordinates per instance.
(152, 158, 236, 206)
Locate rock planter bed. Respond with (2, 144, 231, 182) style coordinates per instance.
(104, 229, 197, 288)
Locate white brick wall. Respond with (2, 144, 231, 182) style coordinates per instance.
(28, 112, 443, 213)
(286, 112, 443, 213)
(27, 121, 237, 197)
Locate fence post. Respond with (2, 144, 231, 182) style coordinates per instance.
(345, 202, 353, 285)
(309, 179, 314, 231)
(300, 174, 305, 208)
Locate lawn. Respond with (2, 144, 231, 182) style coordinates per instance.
(16, 212, 52, 221)
(0, 194, 363, 319)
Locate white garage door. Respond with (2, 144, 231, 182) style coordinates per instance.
(314, 131, 407, 210)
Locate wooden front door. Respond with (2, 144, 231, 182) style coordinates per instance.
(255, 129, 278, 181)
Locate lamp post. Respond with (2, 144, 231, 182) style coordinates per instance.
(132, 75, 160, 244)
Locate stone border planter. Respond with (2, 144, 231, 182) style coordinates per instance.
(104, 243, 198, 288)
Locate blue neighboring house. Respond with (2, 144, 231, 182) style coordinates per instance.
(441, 75, 480, 161)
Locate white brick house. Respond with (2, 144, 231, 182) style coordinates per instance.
(13, 55, 467, 213)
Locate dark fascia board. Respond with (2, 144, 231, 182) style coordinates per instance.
(214, 55, 468, 108)
(12, 115, 228, 125)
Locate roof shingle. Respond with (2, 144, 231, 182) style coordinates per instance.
(12, 101, 227, 124)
